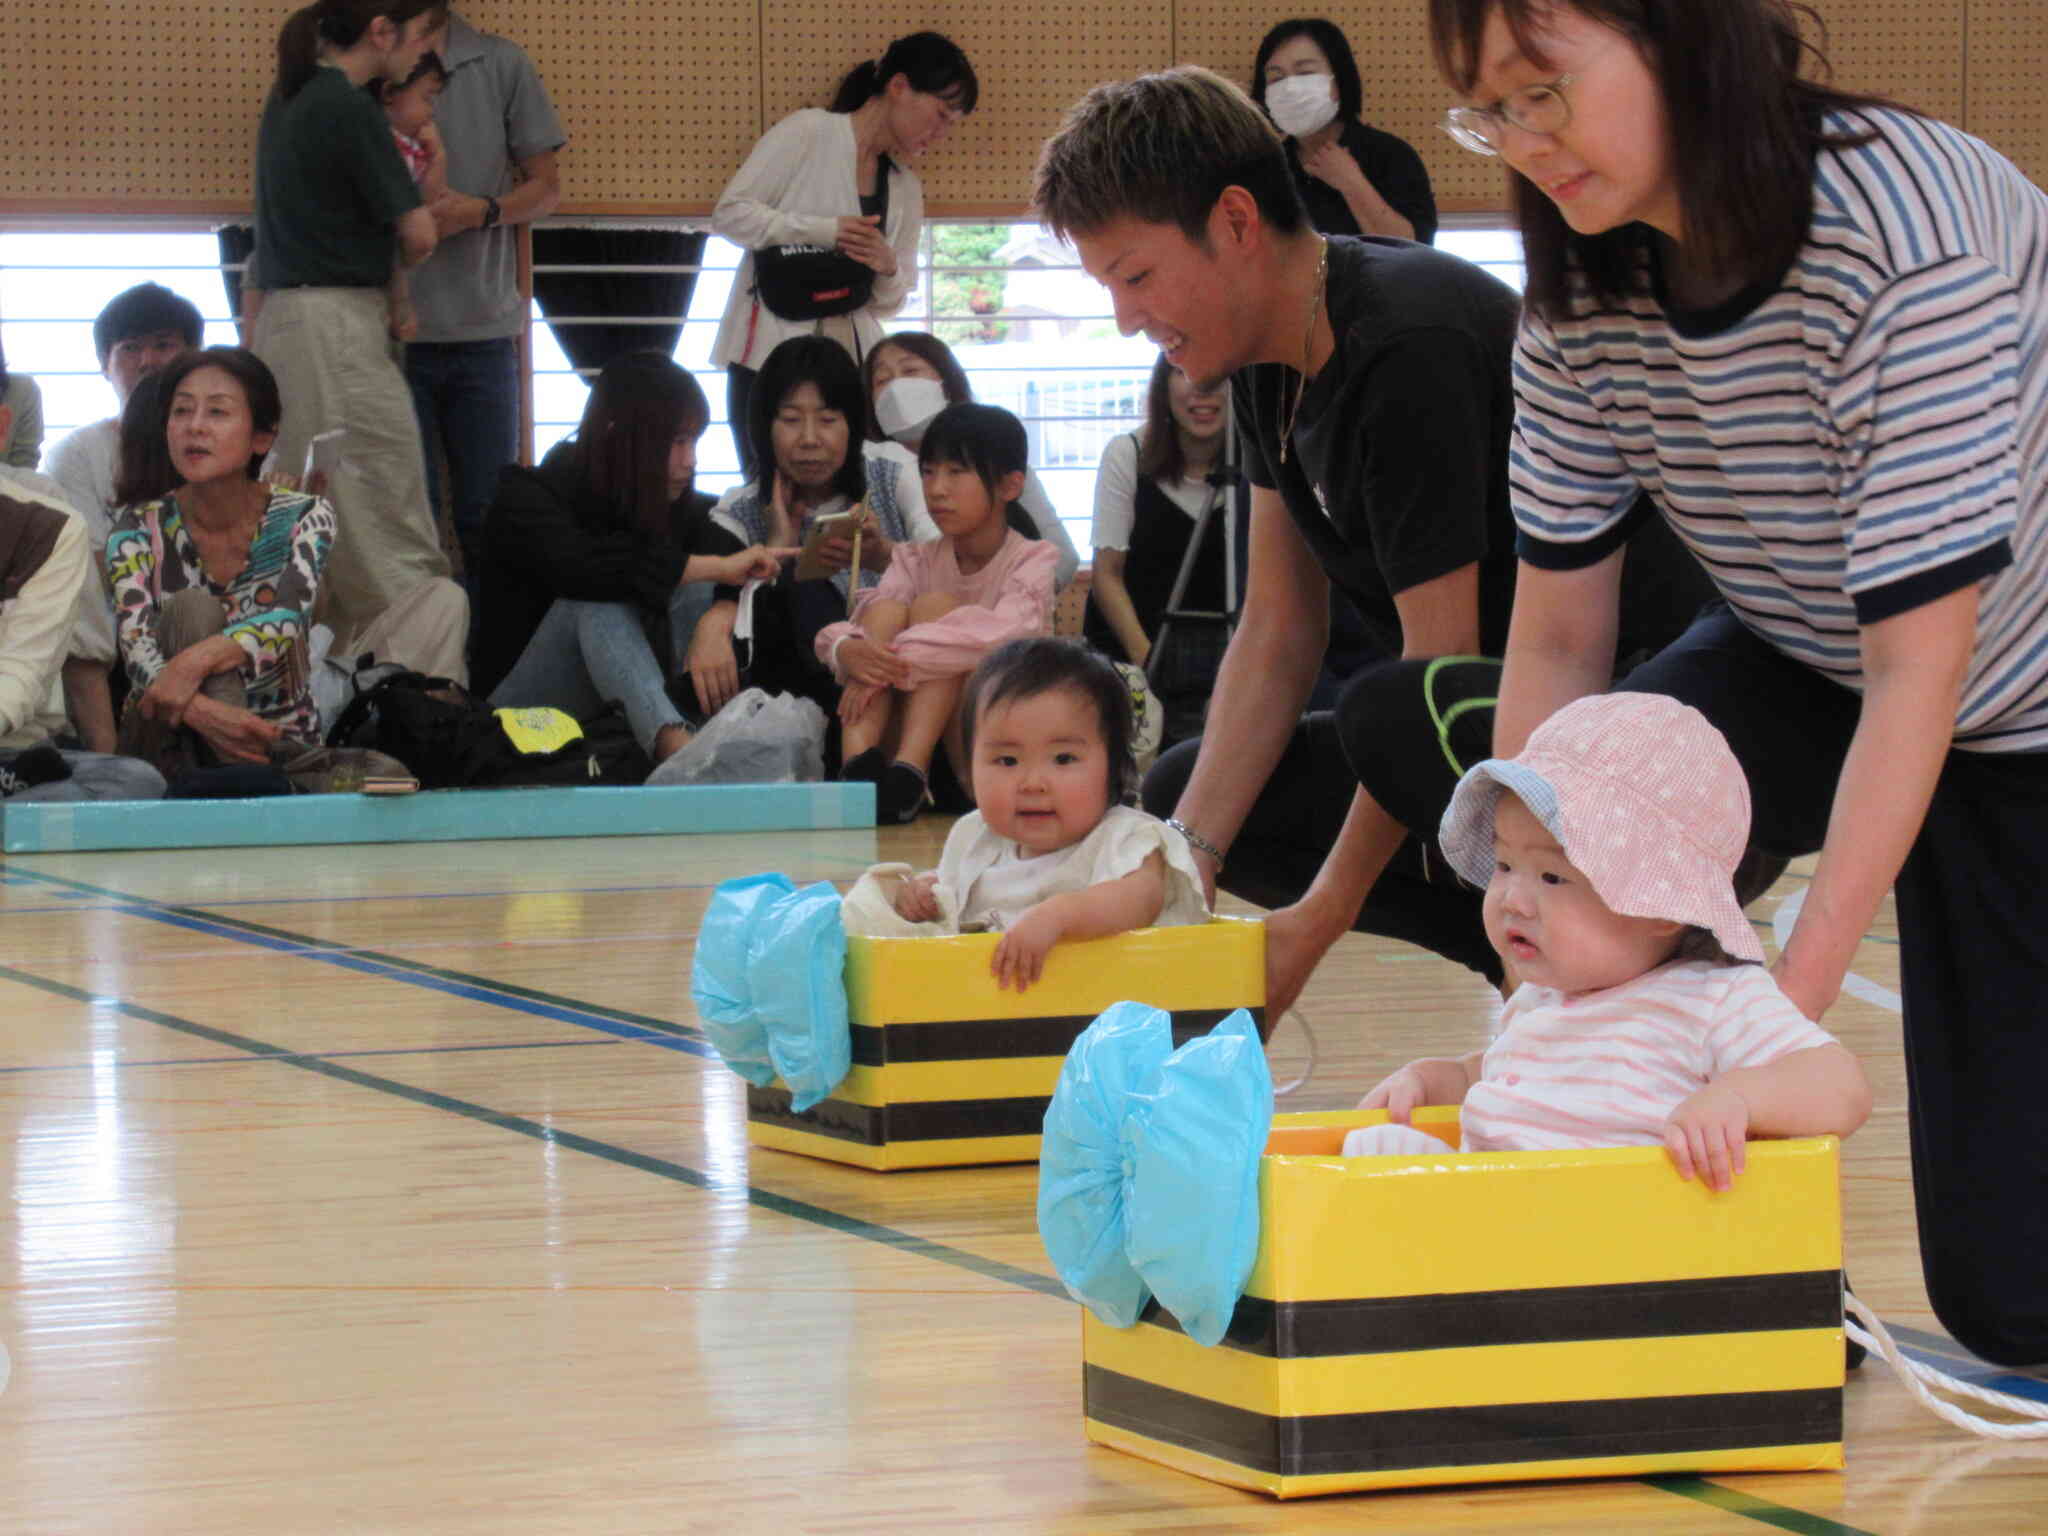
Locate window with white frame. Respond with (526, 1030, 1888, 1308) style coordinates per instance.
(4, 219, 1525, 556)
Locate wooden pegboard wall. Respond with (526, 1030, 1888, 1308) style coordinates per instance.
(759, 2, 1173, 213)
(1963, 0, 2048, 187)
(0, 0, 278, 211)
(0, 1, 2032, 219)
(493, 0, 759, 212)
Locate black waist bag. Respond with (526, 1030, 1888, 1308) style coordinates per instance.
(327, 670, 650, 789)
(753, 243, 874, 319)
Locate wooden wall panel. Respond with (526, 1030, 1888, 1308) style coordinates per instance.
(502, 0, 759, 213)
(0, 1, 2033, 220)
(1964, 0, 2048, 186)
(758, 2, 1171, 213)
(1807, 0, 1966, 124)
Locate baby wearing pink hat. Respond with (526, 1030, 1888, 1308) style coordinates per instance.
(1343, 692, 1872, 1190)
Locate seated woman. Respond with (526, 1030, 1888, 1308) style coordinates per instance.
(1086, 353, 1243, 744)
(105, 347, 402, 792)
(474, 353, 790, 769)
(691, 335, 937, 717)
(862, 330, 1081, 587)
(815, 403, 1059, 821)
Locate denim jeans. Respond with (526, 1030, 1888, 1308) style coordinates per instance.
(486, 599, 683, 753)
(0, 746, 166, 802)
(405, 337, 521, 612)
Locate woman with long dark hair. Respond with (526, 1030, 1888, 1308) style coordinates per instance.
(1251, 17, 1437, 242)
(861, 330, 1082, 587)
(1430, 0, 2048, 1364)
(249, 0, 451, 661)
(711, 32, 979, 475)
(476, 354, 791, 766)
(1085, 352, 1241, 742)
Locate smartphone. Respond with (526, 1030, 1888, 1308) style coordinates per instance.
(794, 508, 866, 581)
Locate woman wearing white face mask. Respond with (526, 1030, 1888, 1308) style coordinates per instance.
(861, 331, 1082, 589)
(1251, 17, 1438, 242)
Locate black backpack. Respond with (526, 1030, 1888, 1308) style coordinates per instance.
(326, 669, 651, 789)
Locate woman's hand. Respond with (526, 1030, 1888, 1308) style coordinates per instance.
(1300, 138, 1369, 196)
(712, 544, 797, 585)
(182, 693, 282, 765)
(838, 681, 884, 726)
(835, 215, 897, 276)
(138, 640, 239, 727)
(836, 636, 910, 689)
(685, 618, 741, 718)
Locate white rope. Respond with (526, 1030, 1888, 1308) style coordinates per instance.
(1270, 1009, 1319, 1098)
(1846, 1291, 2048, 1438)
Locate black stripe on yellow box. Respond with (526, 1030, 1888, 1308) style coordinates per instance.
(847, 1006, 1252, 1067)
(748, 1085, 1051, 1144)
(746, 919, 1265, 1170)
(1082, 1417, 1841, 1499)
(1137, 1270, 1844, 1357)
(1083, 1366, 1842, 1480)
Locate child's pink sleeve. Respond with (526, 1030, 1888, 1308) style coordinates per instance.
(813, 541, 929, 677)
(888, 540, 1058, 685)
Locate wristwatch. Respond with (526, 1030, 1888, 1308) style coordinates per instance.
(481, 195, 502, 229)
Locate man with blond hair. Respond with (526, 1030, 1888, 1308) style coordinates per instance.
(1036, 67, 1707, 1015)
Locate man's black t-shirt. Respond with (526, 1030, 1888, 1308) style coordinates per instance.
(1234, 236, 1523, 659)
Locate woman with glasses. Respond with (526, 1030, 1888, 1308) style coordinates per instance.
(1431, 0, 2048, 1367)
(1250, 17, 1438, 243)
(711, 33, 979, 478)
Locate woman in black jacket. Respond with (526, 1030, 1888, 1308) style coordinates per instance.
(475, 353, 791, 766)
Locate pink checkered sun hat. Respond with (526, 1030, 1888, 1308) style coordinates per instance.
(1437, 692, 1764, 963)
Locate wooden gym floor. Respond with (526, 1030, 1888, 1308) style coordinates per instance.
(2, 821, 2045, 1534)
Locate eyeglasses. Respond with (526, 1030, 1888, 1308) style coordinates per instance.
(1442, 75, 1575, 156)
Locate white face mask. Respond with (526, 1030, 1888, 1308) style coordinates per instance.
(874, 375, 949, 443)
(1266, 73, 1340, 138)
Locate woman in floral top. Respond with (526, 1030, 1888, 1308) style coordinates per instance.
(106, 347, 335, 768)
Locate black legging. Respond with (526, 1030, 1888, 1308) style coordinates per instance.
(1141, 655, 1506, 984)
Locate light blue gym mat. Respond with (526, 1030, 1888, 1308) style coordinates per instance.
(0, 781, 876, 854)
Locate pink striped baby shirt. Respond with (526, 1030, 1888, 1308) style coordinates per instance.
(1461, 960, 1841, 1152)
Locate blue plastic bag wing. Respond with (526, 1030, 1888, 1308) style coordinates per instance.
(1037, 1001, 1176, 1329)
(747, 880, 851, 1113)
(691, 873, 797, 1085)
(1124, 1009, 1272, 1348)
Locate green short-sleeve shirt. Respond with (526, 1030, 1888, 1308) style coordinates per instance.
(254, 65, 421, 289)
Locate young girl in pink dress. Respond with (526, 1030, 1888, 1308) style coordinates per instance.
(816, 402, 1057, 822)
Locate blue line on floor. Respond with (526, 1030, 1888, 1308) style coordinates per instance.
(0, 958, 1063, 1300)
(104, 901, 717, 1060)
(1, 865, 716, 1059)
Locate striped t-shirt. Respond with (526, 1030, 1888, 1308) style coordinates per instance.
(1462, 961, 1839, 1153)
(1512, 107, 2048, 751)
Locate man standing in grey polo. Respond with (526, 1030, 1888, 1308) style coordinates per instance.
(405, 7, 565, 624)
